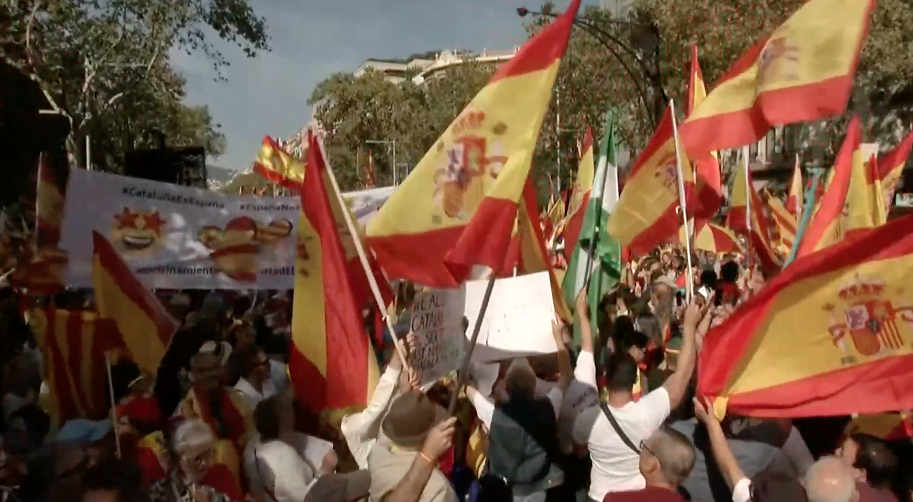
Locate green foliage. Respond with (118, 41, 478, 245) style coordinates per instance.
(0, 0, 269, 171)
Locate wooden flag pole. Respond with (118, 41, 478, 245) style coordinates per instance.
(669, 99, 694, 301)
(105, 352, 122, 458)
(741, 146, 754, 269)
(316, 133, 412, 369)
(447, 271, 498, 414)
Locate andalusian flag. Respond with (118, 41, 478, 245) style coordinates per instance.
(290, 131, 379, 412)
(563, 129, 595, 256)
(699, 215, 913, 418)
(787, 155, 804, 219)
(608, 105, 692, 256)
(28, 309, 121, 425)
(795, 118, 865, 258)
(878, 131, 913, 215)
(685, 45, 722, 222)
(366, 0, 581, 287)
(92, 231, 177, 375)
(680, 0, 874, 155)
(254, 136, 306, 188)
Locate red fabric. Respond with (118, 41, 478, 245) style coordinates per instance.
(717, 283, 741, 306)
(116, 393, 164, 431)
(135, 446, 167, 486)
(604, 486, 687, 502)
(203, 464, 244, 502)
(196, 389, 248, 445)
(438, 446, 455, 479)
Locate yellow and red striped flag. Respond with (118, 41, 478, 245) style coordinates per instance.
(290, 130, 379, 412)
(727, 161, 783, 273)
(253, 136, 305, 189)
(699, 215, 913, 418)
(787, 155, 804, 219)
(92, 231, 177, 374)
(685, 45, 722, 222)
(766, 193, 798, 255)
(676, 222, 742, 254)
(563, 129, 595, 255)
(607, 105, 692, 257)
(680, 0, 874, 155)
(878, 131, 913, 214)
(29, 309, 121, 424)
(366, 0, 581, 287)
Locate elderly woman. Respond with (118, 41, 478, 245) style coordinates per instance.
(146, 419, 242, 502)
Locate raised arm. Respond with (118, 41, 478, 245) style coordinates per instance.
(661, 300, 703, 409)
(694, 398, 746, 490)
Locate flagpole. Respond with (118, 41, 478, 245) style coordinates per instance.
(742, 146, 754, 268)
(785, 170, 822, 266)
(106, 352, 122, 458)
(582, 114, 614, 287)
(448, 271, 498, 414)
(669, 99, 694, 301)
(315, 133, 412, 369)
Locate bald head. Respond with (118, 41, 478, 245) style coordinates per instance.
(644, 426, 696, 487)
(804, 456, 858, 502)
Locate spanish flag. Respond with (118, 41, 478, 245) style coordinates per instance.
(680, 0, 874, 155)
(36, 153, 65, 249)
(699, 214, 913, 418)
(727, 160, 782, 273)
(676, 222, 742, 254)
(685, 45, 722, 221)
(28, 309, 121, 424)
(766, 193, 798, 254)
(290, 130, 379, 412)
(92, 231, 177, 374)
(878, 131, 913, 214)
(608, 105, 692, 257)
(563, 128, 595, 255)
(254, 136, 305, 189)
(787, 155, 804, 219)
(845, 412, 913, 441)
(366, 0, 581, 287)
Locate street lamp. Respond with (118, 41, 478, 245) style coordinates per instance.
(517, 6, 667, 129)
(365, 139, 398, 185)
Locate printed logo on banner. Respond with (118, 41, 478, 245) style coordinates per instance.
(111, 208, 166, 255)
(198, 216, 294, 282)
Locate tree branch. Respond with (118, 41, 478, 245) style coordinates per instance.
(25, 1, 41, 53)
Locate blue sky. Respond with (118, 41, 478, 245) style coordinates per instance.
(172, 0, 600, 171)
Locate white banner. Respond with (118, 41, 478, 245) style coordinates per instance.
(61, 169, 300, 290)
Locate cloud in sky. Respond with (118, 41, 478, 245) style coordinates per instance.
(174, 0, 599, 171)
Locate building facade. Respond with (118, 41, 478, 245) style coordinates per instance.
(353, 48, 518, 86)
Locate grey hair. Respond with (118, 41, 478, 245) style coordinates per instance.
(649, 426, 696, 486)
(504, 358, 537, 399)
(172, 419, 215, 455)
(804, 456, 857, 502)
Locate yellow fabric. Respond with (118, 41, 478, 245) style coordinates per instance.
(256, 139, 305, 185)
(814, 150, 885, 252)
(466, 423, 489, 478)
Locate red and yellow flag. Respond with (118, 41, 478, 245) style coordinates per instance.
(727, 161, 783, 273)
(699, 215, 913, 418)
(36, 153, 65, 249)
(607, 105, 692, 257)
(787, 155, 803, 219)
(253, 136, 306, 189)
(766, 193, 798, 255)
(878, 131, 913, 214)
(92, 231, 177, 374)
(685, 45, 722, 222)
(366, 0, 581, 287)
(29, 309, 121, 424)
(676, 222, 742, 254)
(563, 129, 595, 255)
(680, 0, 874, 155)
(290, 131, 379, 412)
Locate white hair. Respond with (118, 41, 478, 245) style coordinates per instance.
(172, 419, 215, 455)
(804, 456, 857, 502)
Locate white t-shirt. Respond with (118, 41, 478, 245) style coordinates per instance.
(571, 351, 671, 501)
(235, 377, 277, 411)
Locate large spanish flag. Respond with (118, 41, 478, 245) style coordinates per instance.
(563, 129, 595, 255)
(787, 155, 804, 219)
(290, 130, 379, 412)
(28, 309, 122, 425)
(253, 136, 306, 189)
(699, 214, 913, 418)
(878, 131, 913, 214)
(795, 118, 864, 258)
(685, 45, 722, 221)
(607, 105, 692, 257)
(92, 231, 177, 374)
(680, 0, 874, 155)
(366, 0, 581, 287)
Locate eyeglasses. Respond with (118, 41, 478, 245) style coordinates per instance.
(639, 440, 656, 459)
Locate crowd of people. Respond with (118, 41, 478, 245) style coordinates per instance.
(0, 248, 911, 502)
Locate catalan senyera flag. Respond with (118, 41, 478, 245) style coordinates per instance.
(676, 222, 742, 254)
(28, 309, 121, 425)
(685, 45, 722, 221)
(680, 0, 874, 155)
(563, 129, 595, 255)
(878, 131, 913, 214)
(366, 0, 581, 287)
(290, 130, 379, 412)
(607, 105, 692, 257)
(795, 118, 865, 258)
(699, 214, 913, 418)
(766, 193, 798, 255)
(726, 160, 783, 273)
(787, 155, 804, 219)
(92, 231, 177, 374)
(36, 153, 65, 249)
(254, 136, 306, 188)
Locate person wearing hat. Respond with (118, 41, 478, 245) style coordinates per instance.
(368, 390, 458, 502)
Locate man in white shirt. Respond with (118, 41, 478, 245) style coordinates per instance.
(571, 291, 700, 502)
(234, 346, 277, 411)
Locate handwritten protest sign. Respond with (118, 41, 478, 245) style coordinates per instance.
(409, 289, 465, 386)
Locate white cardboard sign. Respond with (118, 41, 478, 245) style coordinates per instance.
(408, 289, 465, 385)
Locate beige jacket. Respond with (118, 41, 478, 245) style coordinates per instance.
(367, 434, 458, 502)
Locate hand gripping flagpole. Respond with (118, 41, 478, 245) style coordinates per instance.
(448, 270, 498, 414)
(669, 99, 694, 301)
(315, 132, 413, 370)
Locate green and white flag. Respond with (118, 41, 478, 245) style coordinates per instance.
(562, 112, 623, 343)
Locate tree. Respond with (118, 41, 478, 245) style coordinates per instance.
(0, 0, 268, 170)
